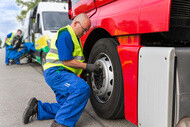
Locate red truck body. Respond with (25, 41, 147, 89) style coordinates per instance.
(68, 0, 190, 126)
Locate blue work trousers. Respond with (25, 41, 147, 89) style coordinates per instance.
(5, 45, 10, 64)
(5, 45, 20, 64)
(37, 68, 90, 127)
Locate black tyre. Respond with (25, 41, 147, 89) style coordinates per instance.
(27, 54, 33, 63)
(87, 38, 124, 119)
(27, 58, 32, 63)
(40, 52, 46, 72)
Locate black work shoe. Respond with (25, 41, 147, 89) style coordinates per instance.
(50, 120, 68, 127)
(23, 97, 38, 124)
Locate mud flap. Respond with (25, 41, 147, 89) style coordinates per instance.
(174, 48, 190, 125)
(138, 47, 175, 127)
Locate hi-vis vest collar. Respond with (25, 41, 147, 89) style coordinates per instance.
(6, 32, 14, 46)
(43, 25, 85, 75)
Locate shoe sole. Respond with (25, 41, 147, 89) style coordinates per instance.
(23, 97, 37, 124)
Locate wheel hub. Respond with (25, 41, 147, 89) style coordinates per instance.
(91, 54, 114, 103)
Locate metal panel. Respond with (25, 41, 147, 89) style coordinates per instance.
(138, 47, 175, 127)
(174, 48, 190, 125)
(95, 0, 116, 8)
(117, 45, 141, 125)
(139, 0, 171, 33)
(69, 0, 95, 19)
(97, 0, 141, 35)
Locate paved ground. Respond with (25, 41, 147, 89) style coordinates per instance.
(0, 49, 136, 127)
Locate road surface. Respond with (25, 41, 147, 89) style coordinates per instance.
(0, 49, 136, 127)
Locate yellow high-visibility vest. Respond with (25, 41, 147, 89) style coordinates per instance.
(6, 32, 14, 46)
(43, 25, 85, 75)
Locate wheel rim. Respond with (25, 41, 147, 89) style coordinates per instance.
(91, 53, 114, 103)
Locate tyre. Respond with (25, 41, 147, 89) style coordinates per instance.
(27, 58, 32, 63)
(87, 38, 124, 119)
(40, 52, 46, 72)
(27, 54, 33, 63)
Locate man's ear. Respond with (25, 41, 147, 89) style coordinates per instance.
(73, 21, 78, 27)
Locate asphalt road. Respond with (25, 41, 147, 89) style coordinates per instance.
(0, 49, 136, 127)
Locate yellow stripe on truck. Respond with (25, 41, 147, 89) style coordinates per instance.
(35, 35, 50, 50)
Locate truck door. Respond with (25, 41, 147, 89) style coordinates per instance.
(68, 0, 116, 19)
(34, 13, 43, 41)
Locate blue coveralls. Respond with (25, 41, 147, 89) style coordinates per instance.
(5, 33, 13, 64)
(5, 44, 10, 64)
(8, 42, 35, 63)
(37, 30, 90, 127)
(5, 33, 23, 64)
(6, 45, 20, 64)
(37, 68, 90, 127)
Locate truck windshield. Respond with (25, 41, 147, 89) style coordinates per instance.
(43, 12, 72, 30)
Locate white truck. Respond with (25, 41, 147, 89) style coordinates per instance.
(23, 2, 71, 69)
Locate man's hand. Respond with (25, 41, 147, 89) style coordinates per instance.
(86, 63, 101, 73)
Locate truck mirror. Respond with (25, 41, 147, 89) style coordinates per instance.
(68, 0, 72, 19)
(33, 23, 41, 33)
(39, 28, 42, 34)
(33, 23, 38, 33)
(68, 0, 72, 10)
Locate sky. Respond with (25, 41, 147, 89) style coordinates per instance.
(0, 0, 22, 42)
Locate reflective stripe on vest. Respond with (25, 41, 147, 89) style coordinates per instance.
(43, 25, 85, 75)
(6, 33, 14, 46)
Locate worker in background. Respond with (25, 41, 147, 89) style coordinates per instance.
(4, 29, 22, 65)
(23, 13, 100, 127)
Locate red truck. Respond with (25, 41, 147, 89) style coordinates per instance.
(68, 0, 190, 127)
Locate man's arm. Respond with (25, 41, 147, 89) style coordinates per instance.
(5, 33, 12, 43)
(63, 59, 101, 73)
(4, 36, 7, 43)
(62, 59, 87, 69)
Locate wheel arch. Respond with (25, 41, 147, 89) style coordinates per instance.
(83, 28, 119, 62)
(87, 38, 124, 119)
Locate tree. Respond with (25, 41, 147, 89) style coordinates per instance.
(15, 0, 40, 24)
(41, 0, 67, 2)
(16, 0, 67, 24)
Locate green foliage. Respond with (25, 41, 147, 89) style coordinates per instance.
(42, 0, 67, 2)
(15, 0, 40, 24)
(16, 0, 67, 24)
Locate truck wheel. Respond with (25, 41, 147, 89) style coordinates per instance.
(40, 52, 46, 72)
(87, 38, 124, 119)
(27, 58, 32, 63)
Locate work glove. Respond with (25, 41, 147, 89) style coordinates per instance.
(86, 63, 101, 73)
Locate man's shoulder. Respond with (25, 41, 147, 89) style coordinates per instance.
(7, 32, 13, 38)
(59, 30, 71, 39)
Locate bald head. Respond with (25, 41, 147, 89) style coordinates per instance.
(71, 13, 91, 38)
(73, 13, 91, 25)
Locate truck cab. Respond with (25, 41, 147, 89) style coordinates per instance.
(68, 0, 190, 127)
(23, 2, 71, 68)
